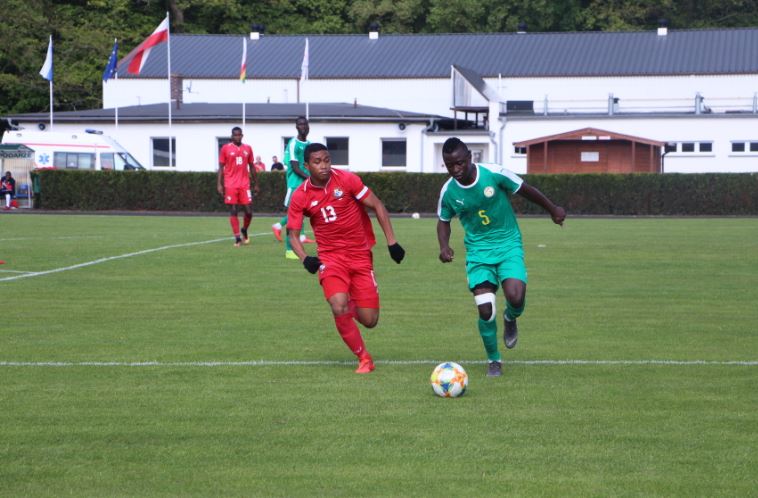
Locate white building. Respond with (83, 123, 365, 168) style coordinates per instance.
(6, 26, 758, 173)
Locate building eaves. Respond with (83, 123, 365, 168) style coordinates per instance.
(6, 103, 442, 124)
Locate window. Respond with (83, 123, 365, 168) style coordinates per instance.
(698, 142, 713, 153)
(664, 143, 677, 153)
(381, 139, 406, 167)
(581, 151, 600, 162)
(282, 136, 293, 152)
(101, 153, 115, 170)
(325, 137, 349, 165)
(216, 137, 231, 166)
(217, 137, 231, 152)
(101, 152, 144, 171)
(53, 152, 95, 169)
(681, 142, 695, 153)
(152, 137, 176, 167)
(731, 141, 758, 154)
(514, 146, 527, 155)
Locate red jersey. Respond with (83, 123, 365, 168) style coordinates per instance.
(287, 169, 376, 255)
(219, 142, 254, 189)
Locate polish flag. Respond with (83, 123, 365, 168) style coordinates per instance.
(127, 16, 169, 74)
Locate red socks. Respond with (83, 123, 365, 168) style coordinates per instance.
(334, 312, 368, 358)
(229, 216, 240, 236)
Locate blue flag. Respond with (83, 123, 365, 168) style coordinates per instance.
(102, 39, 119, 82)
(39, 35, 53, 81)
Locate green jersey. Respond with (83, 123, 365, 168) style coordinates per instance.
(438, 163, 524, 264)
(284, 137, 310, 189)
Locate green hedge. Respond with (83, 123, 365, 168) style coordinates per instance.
(33, 170, 758, 215)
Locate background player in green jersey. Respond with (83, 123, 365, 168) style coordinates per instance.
(437, 137, 566, 377)
(271, 116, 314, 258)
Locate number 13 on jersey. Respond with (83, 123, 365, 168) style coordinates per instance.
(321, 205, 337, 223)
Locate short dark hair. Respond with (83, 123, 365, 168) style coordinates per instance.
(296, 116, 308, 124)
(442, 137, 467, 155)
(304, 143, 328, 163)
(231, 126, 242, 134)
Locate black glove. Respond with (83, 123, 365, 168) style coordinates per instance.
(303, 255, 322, 274)
(388, 243, 405, 264)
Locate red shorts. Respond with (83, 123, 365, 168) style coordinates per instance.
(318, 250, 379, 309)
(224, 186, 252, 205)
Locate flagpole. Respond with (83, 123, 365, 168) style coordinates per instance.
(49, 80, 54, 130)
(240, 37, 247, 132)
(114, 38, 119, 134)
(115, 71, 119, 134)
(166, 12, 173, 167)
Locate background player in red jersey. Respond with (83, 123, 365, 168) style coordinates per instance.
(217, 127, 259, 246)
(287, 143, 406, 373)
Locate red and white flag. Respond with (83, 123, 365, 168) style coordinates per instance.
(127, 16, 169, 74)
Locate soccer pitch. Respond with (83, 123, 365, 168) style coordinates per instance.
(1, 214, 757, 496)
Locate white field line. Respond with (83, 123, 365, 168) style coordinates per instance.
(0, 269, 36, 274)
(0, 359, 756, 367)
(0, 232, 269, 283)
(0, 235, 103, 242)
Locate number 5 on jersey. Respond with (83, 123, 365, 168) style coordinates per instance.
(321, 205, 337, 223)
(478, 210, 490, 225)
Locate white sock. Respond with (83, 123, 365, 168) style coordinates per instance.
(4, 194, 9, 207)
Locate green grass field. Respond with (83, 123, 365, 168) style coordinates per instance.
(1, 213, 757, 497)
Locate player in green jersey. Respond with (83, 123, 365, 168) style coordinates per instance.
(271, 116, 314, 258)
(437, 137, 566, 377)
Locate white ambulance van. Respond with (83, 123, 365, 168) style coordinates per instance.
(1, 129, 145, 171)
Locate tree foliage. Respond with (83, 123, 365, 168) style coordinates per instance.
(1, 0, 756, 116)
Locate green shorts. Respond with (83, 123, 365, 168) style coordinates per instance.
(466, 247, 527, 290)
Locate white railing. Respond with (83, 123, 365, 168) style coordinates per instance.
(527, 93, 758, 116)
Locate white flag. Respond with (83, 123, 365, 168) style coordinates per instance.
(39, 35, 53, 81)
(300, 38, 309, 81)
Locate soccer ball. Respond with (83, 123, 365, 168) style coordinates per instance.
(430, 362, 468, 398)
(411, 212, 420, 219)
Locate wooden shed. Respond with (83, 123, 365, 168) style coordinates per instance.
(514, 127, 664, 174)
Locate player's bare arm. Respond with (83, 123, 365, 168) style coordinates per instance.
(360, 192, 396, 245)
(290, 161, 308, 180)
(290, 228, 321, 274)
(288, 227, 307, 260)
(437, 219, 455, 262)
(361, 192, 405, 263)
(216, 166, 224, 196)
(517, 182, 566, 226)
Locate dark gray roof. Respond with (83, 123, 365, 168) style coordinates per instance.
(118, 28, 758, 79)
(6, 102, 439, 123)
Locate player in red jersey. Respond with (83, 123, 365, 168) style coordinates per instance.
(287, 143, 406, 373)
(217, 127, 259, 246)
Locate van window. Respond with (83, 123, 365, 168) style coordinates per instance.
(118, 152, 145, 170)
(54, 152, 96, 169)
(101, 153, 115, 170)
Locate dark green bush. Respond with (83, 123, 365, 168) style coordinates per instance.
(34, 170, 758, 215)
